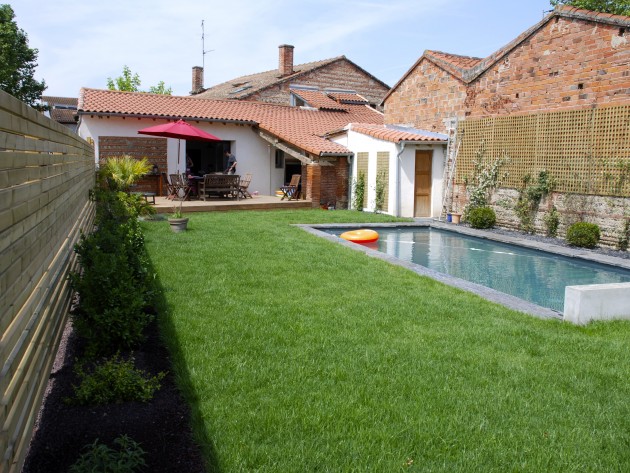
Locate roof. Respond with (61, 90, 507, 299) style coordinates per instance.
(346, 123, 447, 143)
(291, 89, 349, 112)
(78, 88, 384, 156)
(41, 96, 78, 108)
(193, 56, 390, 101)
(384, 5, 630, 102)
(50, 108, 77, 123)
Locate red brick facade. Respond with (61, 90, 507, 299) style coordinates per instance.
(247, 59, 389, 109)
(385, 60, 467, 131)
(99, 136, 167, 194)
(384, 9, 630, 132)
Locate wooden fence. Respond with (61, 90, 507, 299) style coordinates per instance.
(0, 90, 95, 473)
(456, 104, 630, 196)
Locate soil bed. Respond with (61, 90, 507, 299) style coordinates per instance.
(22, 318, 206, 473)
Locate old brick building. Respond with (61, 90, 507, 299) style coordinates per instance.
(192, 44, 390, 110)
(384, 6, 630, 132)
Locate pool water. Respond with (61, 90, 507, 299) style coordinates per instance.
(329, 227, 630, 312)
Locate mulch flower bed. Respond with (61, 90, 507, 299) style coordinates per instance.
(22, 319, 206, 473)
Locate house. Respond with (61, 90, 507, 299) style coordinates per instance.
(77, 87, 384, 207)
(192, 44, 390, 110)
(328, 124, 447, 217)
(384, 6, 630, 132)
(41, 96, 78, 132)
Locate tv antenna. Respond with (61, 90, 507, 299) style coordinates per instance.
(201, 20, 215, 72)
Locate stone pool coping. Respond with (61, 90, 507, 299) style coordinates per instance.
(297, 220, 630, 321)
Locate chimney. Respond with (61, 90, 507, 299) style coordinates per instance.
(191, 66, 204, 94)
(278, 44, 294, 77)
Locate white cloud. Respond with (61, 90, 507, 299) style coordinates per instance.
(9, 0, 553, 97)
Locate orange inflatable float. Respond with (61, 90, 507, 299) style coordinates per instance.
(340, 229, 379, 244)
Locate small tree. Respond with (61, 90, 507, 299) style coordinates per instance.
(99, 155, 152, 192)
(148, 81, 173, 95)
(550, 0, 630, 15)
(0, 5, 47, 107)
(107, 65, 172, 95)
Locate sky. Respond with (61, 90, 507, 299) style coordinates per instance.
(10, 0, 555, 98)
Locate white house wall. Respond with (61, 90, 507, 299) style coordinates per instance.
(77, 116, 283, 195)
(335, 130, 445, 218)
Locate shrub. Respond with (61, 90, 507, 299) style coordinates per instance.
(617, 218, 630, 251)
(468, 206, 496, 229)
(68, 354, 166, 405)
(99, 155, 152, 192)
(566, 222, 600, 248)
(353, 171, 365, 211)
(543, 206, 561, 237)
(70, 229, 152, 356)
(374, 171, 386, 213)
(69, 435, 146, 473)
(70, 190, 155, 356)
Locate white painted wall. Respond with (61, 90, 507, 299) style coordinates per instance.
(334, 129, 445, 217)
(78, 116, 284, 195)
(564, 283, 630, 325)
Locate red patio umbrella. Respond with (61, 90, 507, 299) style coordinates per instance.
(137, 119, 221, 168)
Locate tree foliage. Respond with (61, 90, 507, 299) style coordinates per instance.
(550, 0, 630, 15)
(148, 80, 172, 95)
(0, 4, 46, 107)
(107, 65, 141, 92)
(107, 65, 172, 95)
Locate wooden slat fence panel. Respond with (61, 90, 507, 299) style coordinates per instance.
(0, 90, 95, 473)
(456, 104, 630, 197)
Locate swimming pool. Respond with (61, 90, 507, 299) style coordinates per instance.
(320, 225, 630, 315)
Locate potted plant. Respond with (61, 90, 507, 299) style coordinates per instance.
(450, 205, 462, 224)
(168, 201, 188, 232)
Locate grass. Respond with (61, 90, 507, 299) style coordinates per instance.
(142, 209, 630, 472)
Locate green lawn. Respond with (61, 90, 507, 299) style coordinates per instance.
(142, 210, 630, 472)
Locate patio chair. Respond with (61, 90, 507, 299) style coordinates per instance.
(238, 173, 253, 199)
(162, 172, 176, 199)
(169, 173, 191, 201)
(280, 174, 301, 200)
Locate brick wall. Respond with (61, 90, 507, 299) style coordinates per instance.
(335, 157, 349, 209)
(468, 16, 630, 119)
(99, 136, 167, 194)
(306, 163, 321, 207)
(385, 14, 629, 132)
(384, 60, 468, 131)
(250, 60, 390, 108)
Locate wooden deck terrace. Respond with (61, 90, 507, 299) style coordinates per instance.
(151, 195, 313, 213)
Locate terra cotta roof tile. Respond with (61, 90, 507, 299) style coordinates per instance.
(78, 88, 384, 156)
(348, 123, 447, 143)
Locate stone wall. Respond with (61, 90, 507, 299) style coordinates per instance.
(452, 184, 630, 249)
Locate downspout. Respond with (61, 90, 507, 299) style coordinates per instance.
(395, 142, 406, 217)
